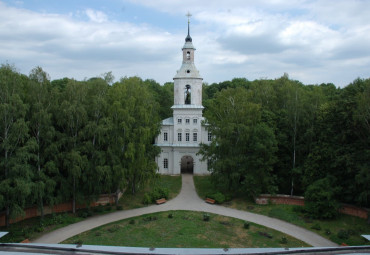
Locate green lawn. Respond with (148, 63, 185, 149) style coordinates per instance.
(63, 211, 309, 248)
(193, 175, 370, 246)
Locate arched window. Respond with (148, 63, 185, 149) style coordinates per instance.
(184, 85, 191, 104)
(186, 51, 190, 60)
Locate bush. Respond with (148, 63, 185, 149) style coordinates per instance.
(129, 219, 135, 225)
(280, 237, 288, 244)
(116, 205, 123, 210)
(203, 213, 210, 222)
(213, 192, 226, 204)
(142, 187, 169, 205)
(337, 229, 349, 240)
(243, 222, 250, 229)
(304, 177, 339, 219)
(168, 213, 173, 219)
(152, 187, 169, 200)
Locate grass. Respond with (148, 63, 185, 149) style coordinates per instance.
(62, 211, 309, 248)
(193, 175, 370, 246)
(0, 175, 182, 243)
(118, 175, 181, 209)
(193, 175, 216, 199)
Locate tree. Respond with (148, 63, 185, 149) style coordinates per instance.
(199, 87, 277, 199)
(25, 66, 56, 219)
(304, 177, 339, 219)
(80, 78, 111, 201)
(107, 77, 160, 200)
(0, 64, 33, 227)
(55, 79, 88, 213)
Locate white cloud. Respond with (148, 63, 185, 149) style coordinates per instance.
(0, 0, 369, 87)
(85, 9, 108, 23)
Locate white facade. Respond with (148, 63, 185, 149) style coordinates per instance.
(155, 23, 210, 175)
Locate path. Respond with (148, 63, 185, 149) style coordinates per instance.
(33, 174, 337, 247)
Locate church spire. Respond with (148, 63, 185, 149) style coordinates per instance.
(185, 11, 192, 42)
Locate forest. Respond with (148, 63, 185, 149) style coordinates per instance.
(0, 63, 369, 226)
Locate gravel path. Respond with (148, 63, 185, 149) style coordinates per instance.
(32, 174, 337, 247)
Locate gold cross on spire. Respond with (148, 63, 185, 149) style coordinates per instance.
(186, 11, 192, 23)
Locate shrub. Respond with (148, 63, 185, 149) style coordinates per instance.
(168, 213, 173, 219)
(337, 229, 349, 240)
(142, 187, 170, 205)
(243, 222, 250, 229)
(304, 177, 339, 219)
(280, 237, 288, 244)
(151, 187, 169, 200)
(129, 219, 135, 225)
(116, 205, 123, 210)
(213, 192, 226, 204)
(203, 213, 210, 221)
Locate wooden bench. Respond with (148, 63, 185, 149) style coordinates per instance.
(156, 198, 167, 205)
(205, 198, 215, 204)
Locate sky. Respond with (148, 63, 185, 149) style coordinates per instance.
(0, 0, 369, 87)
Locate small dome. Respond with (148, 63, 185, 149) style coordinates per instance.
(185, 34, 192, 42)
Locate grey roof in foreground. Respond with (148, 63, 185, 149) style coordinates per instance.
(1, 243, 370, 255)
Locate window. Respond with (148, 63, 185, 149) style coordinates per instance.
(186, 133, 190, 141)
(178, 132, 182, 142)
(193, 132, 197, 142)
(208, 132, 212, 141)
(163, 158, 168, 169)
(186, 51, 190, 60)
(163, 132, 168, 141)
(185, 85, 191, 104)
(178, 118, 182, 124)
(193, 119, 197, 124)
(186, 118, 190, 124)
(186, 70, 190, 73)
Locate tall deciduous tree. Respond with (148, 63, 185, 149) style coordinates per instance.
(0, 64, 33, 227)
(200, 87, 277, 199)
(55, 80, 88, 213)
(107, 77, 160, 196)
(25, 66, 56, 219)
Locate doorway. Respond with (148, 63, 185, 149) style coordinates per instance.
(181, 156, 194, 174)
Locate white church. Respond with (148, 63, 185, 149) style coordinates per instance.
(155, 17, 211, 175)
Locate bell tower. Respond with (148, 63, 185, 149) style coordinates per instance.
(155, 12, 209, 175)
(173, 12, 203, 107)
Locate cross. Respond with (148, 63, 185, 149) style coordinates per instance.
(186, 11, 192, 23)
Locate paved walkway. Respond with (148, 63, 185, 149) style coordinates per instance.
(33, 174, 337, 247)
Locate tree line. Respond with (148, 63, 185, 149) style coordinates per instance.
(0, 64, 173, 227)
(1, 63, 369, 226)
(200, 74, 370, 217)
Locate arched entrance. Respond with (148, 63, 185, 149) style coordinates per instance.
(181, 156, 194, 174)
